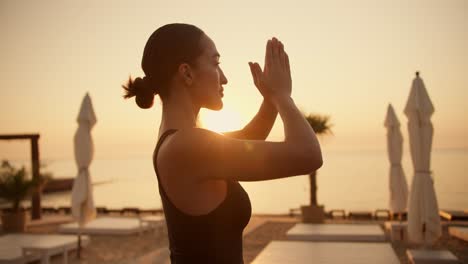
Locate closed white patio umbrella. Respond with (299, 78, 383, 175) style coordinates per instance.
(71, 92, 97, 256)
(384, 104, 408, 217)
(405, 72, 441, 245)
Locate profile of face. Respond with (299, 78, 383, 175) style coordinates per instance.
(188, 34, 228, 111)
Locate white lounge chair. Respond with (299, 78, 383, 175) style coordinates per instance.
(448, 226, 468, 242)
(251, 241, 399, 264)
(0, 234, 89, 264)
(58, 217, 153, 235)
(384, 221, 408, 241)
(0, 244, 39, 264)
(139, 215, 165, 234)
(406, 249, 459, 264)
(286, 223, 387, 242)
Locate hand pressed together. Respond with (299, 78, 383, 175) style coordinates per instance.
(248, 37, 292, 104)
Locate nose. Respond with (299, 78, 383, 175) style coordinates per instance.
(219, 68, 228, 85)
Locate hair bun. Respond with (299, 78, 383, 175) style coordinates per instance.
(134, 77, 155, 109)
(142, 76, 159, 95)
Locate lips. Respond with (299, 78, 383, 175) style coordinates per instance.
(219, 89, 224, 97)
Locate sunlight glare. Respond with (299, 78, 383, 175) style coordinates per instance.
(200, 107, 244, 133)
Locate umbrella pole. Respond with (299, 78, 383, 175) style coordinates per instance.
(398, 213, 404, 241)
(78, 228, 82, 259)
(422, 222, 429, 249)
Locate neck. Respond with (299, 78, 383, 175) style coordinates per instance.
(159, 85, 200, 135)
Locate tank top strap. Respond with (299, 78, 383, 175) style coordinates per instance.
(154, 129, 178, 182)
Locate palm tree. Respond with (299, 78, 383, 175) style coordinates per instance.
(304, 113, 333, 206)
(0, 160, 51, 232)
(0, 160, 50, 212)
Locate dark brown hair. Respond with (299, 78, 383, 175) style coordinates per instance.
(123, 23, 205, 109)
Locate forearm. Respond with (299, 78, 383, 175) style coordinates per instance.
(275, 96, 322, 160)
(241, 99, 278, 140)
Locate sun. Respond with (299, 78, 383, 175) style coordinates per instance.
(200, 107, 244, 133)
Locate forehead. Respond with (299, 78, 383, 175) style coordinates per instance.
(199, 34, 219, 57)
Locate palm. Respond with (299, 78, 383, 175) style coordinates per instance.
(249, 38, 292, 100)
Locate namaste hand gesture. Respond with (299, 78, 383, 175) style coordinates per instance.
(248, 37, 292, 103)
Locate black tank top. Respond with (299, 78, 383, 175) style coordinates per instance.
(153, 129, 252, 264)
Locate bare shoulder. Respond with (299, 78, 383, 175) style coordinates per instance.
(160, 128, 222, 156)
(155, 128, 222, 175)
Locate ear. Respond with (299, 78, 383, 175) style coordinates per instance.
(178, 63, 193, 86)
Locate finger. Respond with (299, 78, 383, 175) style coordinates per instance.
(253, 62, 263, 80)
(278, 41, 286, 69)
(248, 62, 259, 87)
(271, 37, 279, 64)
(265, 39, 273, 71)
(253, 62, 265, 91)
(285, 52, 291, 79)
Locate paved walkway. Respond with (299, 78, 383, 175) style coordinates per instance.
(135, 215, 294, 264)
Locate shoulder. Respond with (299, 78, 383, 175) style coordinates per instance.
(155, 127, 230, 183)
(170, 127, 223, 151)
(157, 128, 223, 166)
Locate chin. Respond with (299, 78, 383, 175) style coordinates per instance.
(212, 102, 223, 111)
(205, 100, 223, 111)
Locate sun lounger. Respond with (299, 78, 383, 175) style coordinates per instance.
(374, 209, 391, 220)
(406, 249, 459, 264)
(440, 210, 468, 221)
(59, 217, 152, 235)
(57, 206, 71, 214)
(96, 207, 109, 214)
(0, 245, 39, 264)
(448, 226, 468, 242)
(0, 234, 89, 264)
(251, 241, 399, 264)
(120, 207, 141, 215)
(384, 221, 408, 241)
(139, 215, 165, 233)
(348, 211, 373, 220)
(139, 208, 163, 215)
(391, 211, 407, 221)
(286, 223, 386, 242)
(327, 209, 346, 219)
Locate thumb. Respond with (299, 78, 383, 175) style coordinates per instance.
(252, 62, 267, 94)
(249, 62, 260, 88)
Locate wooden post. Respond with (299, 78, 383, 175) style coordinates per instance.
(31, 136, 41, 220)
(0, 134, 42, 220)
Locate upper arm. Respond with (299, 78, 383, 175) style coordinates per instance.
(222, 129, 253, 140)
(170, 128, 322, 182)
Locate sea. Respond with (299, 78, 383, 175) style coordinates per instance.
(3, 149, 467, 214)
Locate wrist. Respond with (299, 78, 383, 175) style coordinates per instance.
(262, 98, 276, 110)
(271, 95, 293, 109)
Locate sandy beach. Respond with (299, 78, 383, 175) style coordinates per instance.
(6, 213, 463, 264)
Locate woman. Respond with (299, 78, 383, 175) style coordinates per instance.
(123, 23, 322, 263)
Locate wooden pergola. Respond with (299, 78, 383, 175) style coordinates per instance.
(0, 134, 42, 219)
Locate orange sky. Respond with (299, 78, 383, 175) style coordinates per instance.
(1, 0, 467, 160)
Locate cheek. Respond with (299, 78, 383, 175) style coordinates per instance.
(197, 67, 220, 87)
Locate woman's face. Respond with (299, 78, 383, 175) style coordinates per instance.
(189, 34, 228, 111)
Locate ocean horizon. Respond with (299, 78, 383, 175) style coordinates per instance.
(2, 148, 467, 214)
